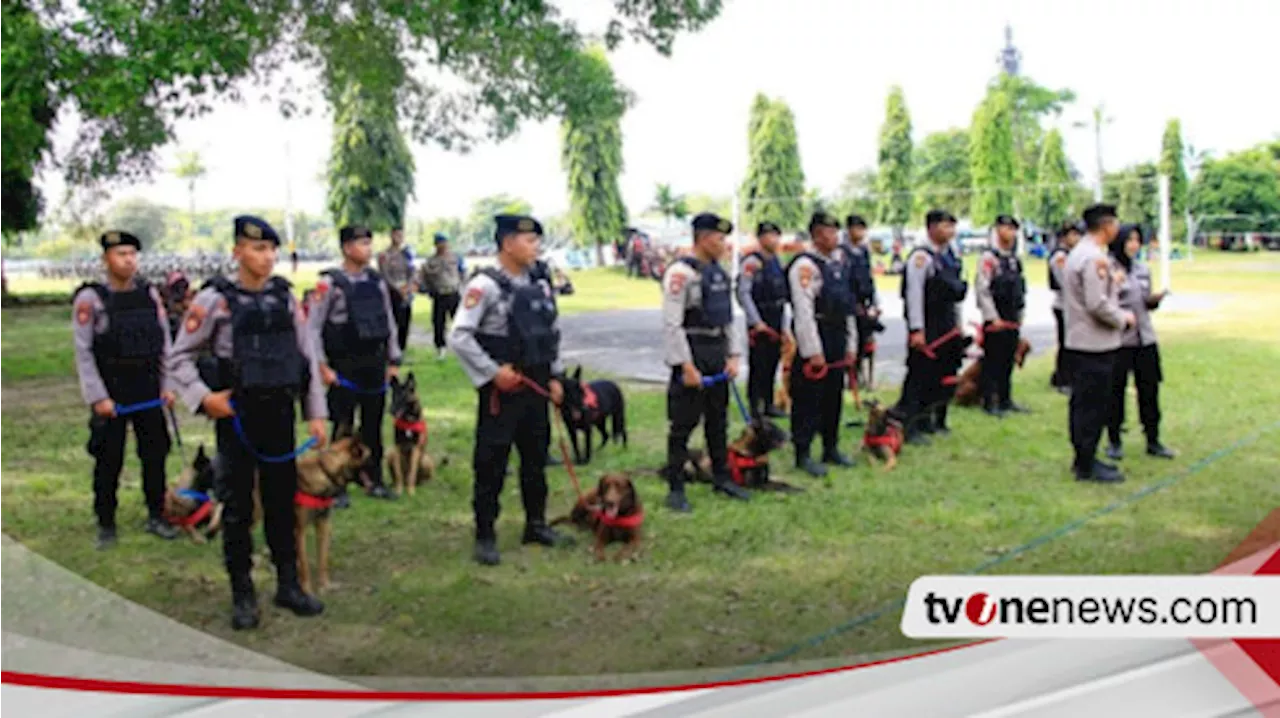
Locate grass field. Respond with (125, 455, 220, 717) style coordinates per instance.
(2, 252, 1277, 681)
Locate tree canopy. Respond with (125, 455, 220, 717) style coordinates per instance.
(969, 88, 1016, 225)
(1030, 128, 1074, 230)
(913, 128, 971, 219)
(561, 47, 629, 257)
(739, 94, 806, 231)
(875, 86, 914, 234)
(1189, 144, 1280, 233)
(326, 80, 416, 232)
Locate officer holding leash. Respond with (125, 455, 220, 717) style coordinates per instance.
(448, 214, 574, 566)
(73, 230, 179, 548)
(842, 214, 883, 389)
(1048, 220, 1083, 394)
(787, 211, 859, 477)
(660, 212, 753, 513)
(736, 220, 790, 419)
(309, 225, 402, 504)
(974, 215, 1030, 417)
(168, 215, 329, 630)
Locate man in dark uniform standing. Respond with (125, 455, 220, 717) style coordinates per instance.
(842, 214, 883, 390)
(974, 215, 1030, 416)
(660, 213, 753, 512)
(376, 226, 416, 354)
(891, 210, 968, 443)
(735, 221, 789, 418)
(73, 230, 179, 548)
(787, 211, 859, 477)
(308, 225, 402, 505)
(447, 214, 574, 565)
(1048, 220, 1083, 393)
(167, 215, 329, 629)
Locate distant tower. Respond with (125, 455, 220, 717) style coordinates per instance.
(998, 23, 1021, 76)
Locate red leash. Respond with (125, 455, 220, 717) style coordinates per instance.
(918, 327, 963, 360)
(748, 325, 782, 347)
(166, 500, 213, 528)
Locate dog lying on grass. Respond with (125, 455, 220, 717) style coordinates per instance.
(550, 473, 643, 562)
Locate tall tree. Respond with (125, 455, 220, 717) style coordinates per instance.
(990, 74, 1076, 215)
(173, 151, 207, 240)
(1, 0, 55, 244)
(969, 88, 1016, 225)
(739, 96, 806, 231)
(1189, 144, 1280, 233)
(875, 86, 914, 239)
(561, 47, 629, 264)
(832, 168, 880, 225)
(1030, 129, 1073, 229)
(913, 128, 971, 219)
(1159, 119, 1189, 240)
(1115, 162, 1160, 230)
(651, 183, 689, 227)
(326, 80, 416, 231)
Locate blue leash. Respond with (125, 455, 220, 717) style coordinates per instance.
(228, 400, 317, 464)
(336, 374, 389, 396)
(700, 372, 753, 425)
(114, 398, 166, 416)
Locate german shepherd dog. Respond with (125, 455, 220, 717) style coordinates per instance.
(954, 336, 1032, 407)
(550, 473, 643, 562)
(559, 366, 627, 465)
(386, 373, 446, 496)
(163, 444, 224, 544)
(678, 408, 801, 493)
(861, 399, 904, 471)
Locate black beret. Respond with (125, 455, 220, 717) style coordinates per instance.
(692, 212, 733, 234)
(339, 225, 373, 244)
(234, 215, 280, 245)
(846, 214, 868, 228)
(434, 232, 449, 244)
(808, 211, 840, 230)
(925, 209, 958, 227)
(100, 230, 141, 251)
(494, 214, 543, 244)
(995, 214, 1020, 229)
(1082, 203, 1118, 227)
(757, 221, 781, 236)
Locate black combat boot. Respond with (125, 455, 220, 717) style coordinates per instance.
(273, 564, 324, 617)
(522, 521, 574, 548)
(230, 573, 260, 631)
(145, 516, 178, 540)
(796, 451, 828, 478)
(95, 524, 118, 551)
(664, 488, 691, 513)
(821, 449, 856, 467)
(711, 474, 751, 500)
(474, 538, 501, 566)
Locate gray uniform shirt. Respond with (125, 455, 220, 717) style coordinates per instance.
(306, 268, 403, 367)
(72, 280, 173, 407)
(166, 278, 327, 420)
(902, 244, 963, 333)
(662, 259, 743, 367)
(787, 248, 858, 360)
(735, 252, 790, 329)
(377, 245, 415, 300)
(1048, 247, 1070, 311)
(420, 251, 463, 296)
(1063, 238, 1127, 353)
(974, 246, 1022, 323)
(1117, 259, 1162, 348)
(447, 266, 566, 388)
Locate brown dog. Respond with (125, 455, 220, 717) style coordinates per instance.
(550, 473, 643, 562)
(386, 373, 445, 496)
(163, 444, 224, 544)
(773, 333, 798, 414)
(861, 399, 904, 471)
(954, 337, 1032, 407)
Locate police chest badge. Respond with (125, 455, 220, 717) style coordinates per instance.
(463, 286, 483, 309)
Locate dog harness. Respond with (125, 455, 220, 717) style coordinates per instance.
(294, 492, 335, 510)
(394, 416, 427, 443)
(863, 424, 904, 455)
(727, 449, 764, 487)
(581, 384, 600, 413)
(165, 489, 213, 527)
(591, 506, 645, 530)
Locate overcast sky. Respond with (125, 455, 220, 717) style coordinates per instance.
(35, 0, 1280, 226)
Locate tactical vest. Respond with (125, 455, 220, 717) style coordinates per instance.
(78, 280, 165, 403)
(320, 269, 391, 368)
(679, 257, 734, 329)
(208, 276, 306, 393)
(845, 244, 876, 304)
(474, 263, 560, 373)
(741, 251, 787, 328)
(903, 246, 966, 341)
(989, 251, 1027, 321)
(1047, 248, 1067, 291)
(788, 252, 857, 361)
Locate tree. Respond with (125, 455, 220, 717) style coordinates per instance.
(990, 74, 1076, 215)
(651, 184, 689, 227)
(326, 80, 416, 231)
(560, 47, 629, 265)
(4, 0, 724, 232)
(831, 169, 879, 225)
(1, 0, 56, 243)
(969, 88, 1016, 226)
(106, 198, 170, 249)
(684, 193, 733, 218)
(913, 129, 971, 219)
(173, 151, 207, 240)
(875, 86, 914, 239)
(462, 194, 534, 249)
(1114, 163, 1159, 230)
(1159, 119, 1189, 240)
(739, 95, 806, 231)
(1029, 129, 1074, 230)
(1189, 145, 1280, 233)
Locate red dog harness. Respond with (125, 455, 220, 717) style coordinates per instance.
(727, 449, 763, 487)
(591, 507, 645, 530)
(294, 492, 335, 510)
(394, 416, 428, 445)
(166, 500, 213, 528)
(863, 425, 904, 454)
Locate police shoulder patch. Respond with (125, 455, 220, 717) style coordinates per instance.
(1054, 254, 1067, 269)
(742, 261, 757, 277)
(463, 286, 484, 309)
(668, 272, 687, 296)
(1095, 259, 1109, 281)
(981, 255, 996, 276)
(913, 252, 927, 269)
(184, 313, 202, 334)
(75, 302, 92, 326)
(799, 264, 814, 289)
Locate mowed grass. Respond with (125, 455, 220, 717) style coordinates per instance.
(1, 252, 1277, 681)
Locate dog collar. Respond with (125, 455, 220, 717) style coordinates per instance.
(592, 507, 644, 529)
(727, 449, 764, 487)
(863, 425, 903, 453)
(167, 500, 213, 528)
(394, 417, 427, 435)
(295, 492, 335, 510)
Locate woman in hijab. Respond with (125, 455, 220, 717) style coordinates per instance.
(1105, 224, 1175, 461)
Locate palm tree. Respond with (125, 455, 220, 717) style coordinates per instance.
(174, 151, 207, 240)
(651, 183, 689, 234)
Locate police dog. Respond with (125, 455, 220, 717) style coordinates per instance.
(679, 408, 800, 493)
(163, 444, 224, 544)
(954, 336, 1033, 407)
(861, 399, 904, 471)
(550, 473, 643, 562)
(559, 365, 627, 465)
(386, 373, 445, 496)
(773, 333, 798, 413)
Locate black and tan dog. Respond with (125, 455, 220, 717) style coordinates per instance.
(559, 365, 627, 465)
(954, 336, 1032, 407)
(550, 473, 643, 562)
(386, 373, 446, 496)
(163, 444, 224, 544)
(679, 410, 801, 493)
(860, 399, 904, 471)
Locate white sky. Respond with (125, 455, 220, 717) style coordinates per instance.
(35, 0, 1280, 225)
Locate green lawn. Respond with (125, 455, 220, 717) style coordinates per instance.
(2, 253, 1277, 681)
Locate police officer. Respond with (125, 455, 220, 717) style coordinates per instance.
(419, 232, 466, 360)
(736, 221, 789, 418)
(788, 211, 859, 477)
(974, 215, 1030, 416)
(167, 215, 329, 629)
(1048, 220, 1083, 394)
(891, 210, 968, 443)
(447, 214, 573, 566)
(660, 213, 752, 512)
(842, 214, 883, 389)
(309, 226, 402, 504)
(73, 231, 179, 548)
(376, 226, 416, 354)
(1063, 204, 1135, 483)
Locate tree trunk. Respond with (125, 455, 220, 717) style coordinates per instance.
(595, 238, 605, 267)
